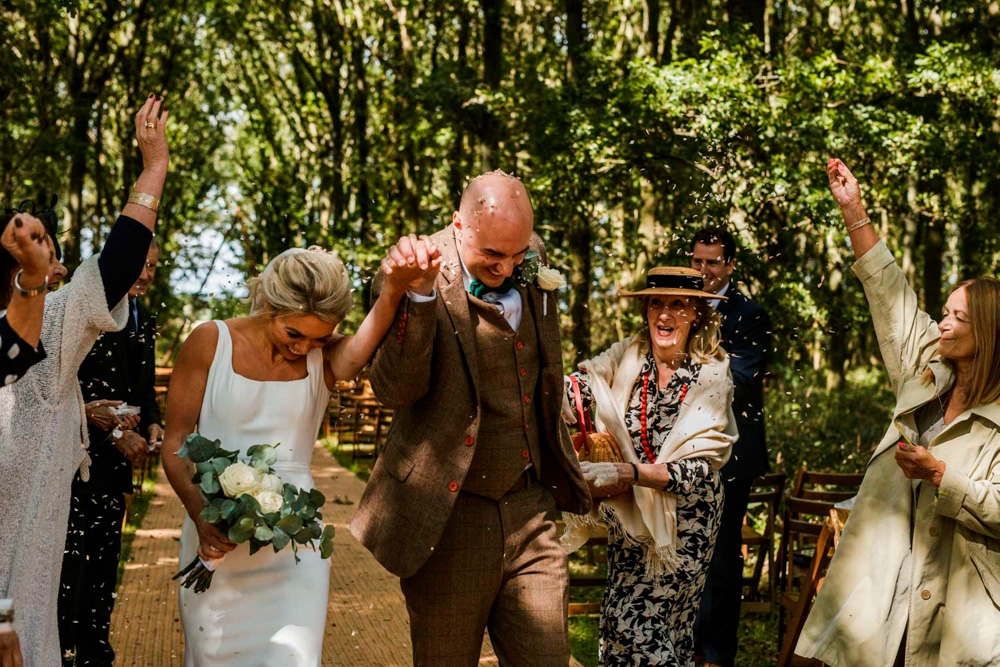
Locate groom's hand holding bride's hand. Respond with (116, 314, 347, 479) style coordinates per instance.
(381, 234, 442, 297)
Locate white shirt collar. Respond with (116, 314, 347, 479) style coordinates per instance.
(709, 281, 730, 310)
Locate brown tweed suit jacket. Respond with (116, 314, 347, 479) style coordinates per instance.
(350, 225, 592, 578)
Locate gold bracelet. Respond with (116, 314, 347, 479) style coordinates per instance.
(128, 191, 160, 213)
(0, 608, 13, 624)
(846, 217, 871, 233)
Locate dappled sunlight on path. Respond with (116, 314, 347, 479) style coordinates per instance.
(109, 443, 529, 665)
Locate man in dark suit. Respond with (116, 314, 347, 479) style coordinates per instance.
(691, 226, 772, 667)
(351, 171, 591, 666)
(58, 238, 162, 666)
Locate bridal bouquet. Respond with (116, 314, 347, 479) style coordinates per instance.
(172, 433, 335, 593)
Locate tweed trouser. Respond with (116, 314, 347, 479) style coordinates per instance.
(400, 482, 570, 667)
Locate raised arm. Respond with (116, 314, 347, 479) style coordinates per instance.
(365, 235, 444, 408)
(98, 96, 170, 309)
(325, 234, 442, 384)
(1, 212, 49, 351)
(828, 158, 941, 391)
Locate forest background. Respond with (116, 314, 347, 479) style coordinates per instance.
(3, 0, 999, 477)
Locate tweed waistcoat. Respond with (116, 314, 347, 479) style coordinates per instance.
(461, 293, 542, 498)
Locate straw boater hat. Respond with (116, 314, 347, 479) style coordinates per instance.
(620, 267, 726, 300)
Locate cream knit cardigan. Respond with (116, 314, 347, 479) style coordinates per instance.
(562, 335, 737, 576)
(0, 256, 127, 666)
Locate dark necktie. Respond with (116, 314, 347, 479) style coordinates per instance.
(469, 278, 515, 299)
(127, 301, 138, 342)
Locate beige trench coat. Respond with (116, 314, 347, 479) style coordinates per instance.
(796, 241, 1000, 667)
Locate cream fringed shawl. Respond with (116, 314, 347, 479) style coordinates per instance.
(561, 335, 738, 577)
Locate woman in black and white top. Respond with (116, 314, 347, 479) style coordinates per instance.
(0, 210, 57, 385)
(0, 95, 170, 667)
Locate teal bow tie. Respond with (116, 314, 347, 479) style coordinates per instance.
(469, 278, 515, 299)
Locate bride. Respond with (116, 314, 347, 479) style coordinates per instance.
(162, 237, 440, 666)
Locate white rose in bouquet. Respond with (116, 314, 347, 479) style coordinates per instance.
(252, 490, 285, 515)
(536, 265, 566, 291)
(218, 462, 264, 498)
(258, 472, 284, 494)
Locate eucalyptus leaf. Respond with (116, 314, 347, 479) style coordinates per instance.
(272, 527, 290, 551)
(307, 488, 325, 508)
(200, 472, 220, 495)
(254, 525, 274, 542)
(276, 514, 303, 535)
(219, 499, 238, 521)
(228, 517, 255, 543)
(184, 434, 221, 463)
(199, 505, 222, 523)
(247, 444, 279, 466)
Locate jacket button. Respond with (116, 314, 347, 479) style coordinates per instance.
(920, 590, 931, 600)
(516, 341, 524, 350)
(929, 525, 938, 536)
(523, 395, 530, 404)
(521, 449, 530, 459)
(519, 368, 527, 377)
(448, 481, 459, 492)
(524, 423, 531, 431)
(464, 436, 475, 446)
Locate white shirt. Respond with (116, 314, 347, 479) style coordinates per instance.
(709, 281, 730, 310)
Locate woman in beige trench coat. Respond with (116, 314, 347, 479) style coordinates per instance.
(795, 159, 1000, 667)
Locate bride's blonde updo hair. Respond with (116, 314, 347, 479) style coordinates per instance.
(246, 246, 354, 323)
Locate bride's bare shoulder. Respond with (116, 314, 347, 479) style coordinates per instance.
(177, 320, 222, 367)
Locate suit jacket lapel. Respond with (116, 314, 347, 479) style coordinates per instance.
(436, 226, 480, 397)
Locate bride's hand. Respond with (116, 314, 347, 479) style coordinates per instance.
(195, 517, 236, 560)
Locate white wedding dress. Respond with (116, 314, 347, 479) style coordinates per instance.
(178, 321, 331, 666)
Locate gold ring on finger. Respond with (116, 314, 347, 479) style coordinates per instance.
(144, 121, 157, 129)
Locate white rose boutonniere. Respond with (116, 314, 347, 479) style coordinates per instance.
(536, 265, 566, 291)
(218, 462, 264, 498)
(514, 251, 566, 316)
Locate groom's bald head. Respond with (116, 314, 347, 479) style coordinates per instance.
(453, 170, 534, 288)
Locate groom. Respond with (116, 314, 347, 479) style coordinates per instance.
(351, 171, 591, 666)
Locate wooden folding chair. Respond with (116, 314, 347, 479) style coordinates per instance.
(776, 467, 863, 648)
(741, 472, 786, 612)
(565, 524, 609, 616)
(776, 518, 836, 667)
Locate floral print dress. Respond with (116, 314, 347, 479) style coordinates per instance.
(569, 355, 724, 667)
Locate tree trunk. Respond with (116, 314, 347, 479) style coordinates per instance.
(923, 216, 944, 320)
(449, 5, 471, 207)
(352, 37, 371, 234)
(480, 0, 503, 171)
(565, 0, 591, 359)
(644, 0, 661, 60)
(728, 0, 766, 41)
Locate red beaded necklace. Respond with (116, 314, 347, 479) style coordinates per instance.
(639, 369, 689, 463)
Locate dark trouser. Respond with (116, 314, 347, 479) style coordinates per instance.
(400, 482, 570, 667)
(694, 477, 753, 666)
(58, 490, 126, 667)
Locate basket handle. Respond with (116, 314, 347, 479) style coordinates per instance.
(570, 375, 592, 431)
